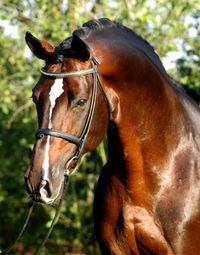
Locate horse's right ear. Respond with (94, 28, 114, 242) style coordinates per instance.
(71, 34, 90, 62)
(25, 32, 55, 60)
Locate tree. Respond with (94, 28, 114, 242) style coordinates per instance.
(175, 8, 200, 104)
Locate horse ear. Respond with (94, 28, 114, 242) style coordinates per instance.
(25, 32, 55, 60)
(71, 34, 90, 62)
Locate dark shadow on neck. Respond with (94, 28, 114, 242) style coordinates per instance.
(106, 121, 127, 186)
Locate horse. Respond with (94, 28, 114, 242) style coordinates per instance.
(24, 18, 200, 254)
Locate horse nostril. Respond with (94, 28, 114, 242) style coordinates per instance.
(39, 179, 52, 198)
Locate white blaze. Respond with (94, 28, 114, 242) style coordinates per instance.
(42, 79, 64, 180)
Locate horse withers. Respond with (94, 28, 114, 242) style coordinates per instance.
(25, 18, 200, 254)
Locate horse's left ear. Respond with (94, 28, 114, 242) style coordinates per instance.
(71, 34, 90, 62)
(25, 32, 55, 60)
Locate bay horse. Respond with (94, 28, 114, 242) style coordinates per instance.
(25, 18, 200, 254)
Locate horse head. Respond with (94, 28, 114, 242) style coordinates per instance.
(24, 32, 110, 203)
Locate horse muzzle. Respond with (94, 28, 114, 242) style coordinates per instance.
(24, 175, 61, 204)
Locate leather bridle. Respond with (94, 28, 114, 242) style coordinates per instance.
(36, 50, 110, 177)
(32, 48, 110, 254)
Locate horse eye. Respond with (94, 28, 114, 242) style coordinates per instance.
(77, 98, 87, 107)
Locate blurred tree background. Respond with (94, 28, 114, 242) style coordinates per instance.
(0, 0, 199, 254)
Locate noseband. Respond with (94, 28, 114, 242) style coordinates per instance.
(36, 50, 110, 177)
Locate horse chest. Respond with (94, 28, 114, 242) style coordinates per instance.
(94, 175, 174, 255)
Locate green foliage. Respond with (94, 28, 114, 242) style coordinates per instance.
(174, 9, 200, 104)
(0, 0, 199, 254)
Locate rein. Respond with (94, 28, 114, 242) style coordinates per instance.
(1, 47, 110, 254)
(1, 177, 70, 255)
(35, 175, 70, 255)
(0, 203, 34, 255)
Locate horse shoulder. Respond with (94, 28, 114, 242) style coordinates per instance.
(94, 165, 175, 254)
(122, 204, 175, 254)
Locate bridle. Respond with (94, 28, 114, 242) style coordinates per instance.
(37, 49, 110, 177)
(34, 48, 110, 253)
(1, 44, 110, 255)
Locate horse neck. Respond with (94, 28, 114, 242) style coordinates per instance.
(100, 43, 188, 199)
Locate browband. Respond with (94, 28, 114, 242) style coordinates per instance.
(40, 67, 96, 78)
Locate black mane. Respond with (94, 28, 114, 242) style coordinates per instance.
(57, 18, 181, 90)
